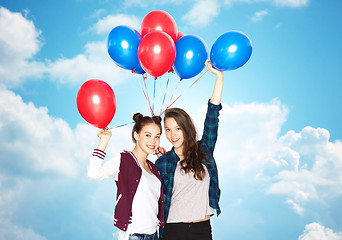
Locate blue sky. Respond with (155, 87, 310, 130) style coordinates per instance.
(0, 0, 342, 239)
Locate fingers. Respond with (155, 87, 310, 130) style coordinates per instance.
(205, 59, 216, 73)
(154, 146, 166, 156)
(205, 59, 224, 77)
(97, 128, 112, 138)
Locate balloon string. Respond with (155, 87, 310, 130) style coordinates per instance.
(143, 75, 155, 116)
(169, 78, 182, 103)
(160, 77, 170, 115)
(160, 70, 209, 116)
(106, 121, 135, 130)
(153, 78, 156, 114)
(137, 75, 154, 116)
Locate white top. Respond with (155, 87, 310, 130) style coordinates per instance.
(127, 157, 161, 234)
(167, 161, 214, 223)
(87, 151, 161, 240)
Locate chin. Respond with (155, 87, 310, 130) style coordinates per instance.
(146, 149, 155, 154)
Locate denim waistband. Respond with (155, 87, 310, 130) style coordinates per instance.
(130, 231, 157, 238)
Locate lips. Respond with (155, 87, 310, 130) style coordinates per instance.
(147, 145, 155, 150)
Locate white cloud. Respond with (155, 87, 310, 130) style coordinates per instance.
(0, 218, 47, 240)
(274, 0, 309, 8)
(200, 99, 289, 175)
(0, 173, 47, 240)
(0, 88, 85, 176)
(182, 0, 220, 26)
(224, 0, 309, 8)
(194, 99, 342, 216)
(0, 86, 134, 239)
(0, 7, 40, 60)
(90, 13, 140, 35)
(266, 127, 342, 214)
(298, 222, 342, 240)
(123, 0, 183, 8)
(47, 40, 130, 86)
(0, 7, 46, 87)
(251, 10, 269, 22)
(48, 13, 141, 86)
(0, 88, 133, 177)
(0, 7, 137, 87)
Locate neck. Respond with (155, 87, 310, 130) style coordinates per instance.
(174, 147, 184, 158)
(131, 146, 148, 164)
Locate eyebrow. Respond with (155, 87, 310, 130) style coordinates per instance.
(165, 125, 180, 129)
(144, 131, 161, 135)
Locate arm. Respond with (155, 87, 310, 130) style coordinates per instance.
(199, 60, 223, 153)
(205, 59, 224, 105)
(87, 128, 120, 180)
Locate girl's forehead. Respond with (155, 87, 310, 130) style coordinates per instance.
(164, 117, 178, 127)
(141, 123, 161, 133)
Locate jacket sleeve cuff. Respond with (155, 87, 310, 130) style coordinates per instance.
(92, 149, 106, 160)
(208, 100, 222, 111)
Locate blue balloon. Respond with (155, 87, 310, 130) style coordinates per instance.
(107, 25, 142, 70)
(173, 35, 208, 79)
(210, 31, 252, 71)
(133, 63, 146, 75)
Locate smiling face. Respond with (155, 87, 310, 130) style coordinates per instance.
(134, 123, 161, 155)
(164, 117, 184, 152)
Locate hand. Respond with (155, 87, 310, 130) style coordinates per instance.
(96, 128, 112, 151)
(154, 146, 166, 157)
(97, 128, 112, 140)
(205, 59, 223, 78)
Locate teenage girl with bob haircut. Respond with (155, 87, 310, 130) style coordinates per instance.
(155, 60, 224, 240)
(87, 113, 164, 240)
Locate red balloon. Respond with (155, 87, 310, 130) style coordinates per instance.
(76, 79, 117, 128)
(138, 31, 176, 77)
(176, 31, 185, 42)
(141, 10, 178, 42)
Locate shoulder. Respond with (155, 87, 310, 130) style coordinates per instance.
(155, 151, 173, 169)
(119, 151, 137, 166)
(155, 150, 172, 163)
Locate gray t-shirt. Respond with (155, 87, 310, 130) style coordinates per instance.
(167, 161, 214, 223)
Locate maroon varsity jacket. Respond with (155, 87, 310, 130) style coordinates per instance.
(113, 151, 165, 231)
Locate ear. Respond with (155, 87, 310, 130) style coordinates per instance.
(133, 131, 139, 141)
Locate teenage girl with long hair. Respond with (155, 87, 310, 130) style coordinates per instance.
(155, 60, 224, 240)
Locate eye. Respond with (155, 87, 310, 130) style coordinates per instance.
(176, 127, 181, 131)
(156, 136, 160, 139)
(145, 134, 151, 137)
(165, 129, 171, 132)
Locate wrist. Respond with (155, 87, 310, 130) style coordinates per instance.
(97, 139, 109, 151)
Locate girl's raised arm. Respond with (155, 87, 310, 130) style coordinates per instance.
(205, 59, 224, 105)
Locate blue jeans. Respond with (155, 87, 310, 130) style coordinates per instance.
(129, 231, 159, 240)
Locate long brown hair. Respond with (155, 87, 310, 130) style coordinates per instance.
(132, 113, 162, 143)
(164, 108, 207, 180)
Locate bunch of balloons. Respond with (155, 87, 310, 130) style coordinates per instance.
(107, 10, 209, 80)
(107, 10, 252, 79)
(77, 10, 253, 129)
